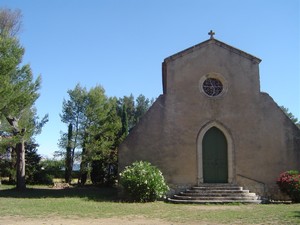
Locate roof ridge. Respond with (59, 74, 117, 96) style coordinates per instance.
(163, 38, 261, 64)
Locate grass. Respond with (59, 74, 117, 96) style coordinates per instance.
(0, 184, 300, 224)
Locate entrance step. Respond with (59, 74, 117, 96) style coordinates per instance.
(168, 183, 261, 204)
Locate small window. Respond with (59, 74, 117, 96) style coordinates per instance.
(202, 78, 223, 97)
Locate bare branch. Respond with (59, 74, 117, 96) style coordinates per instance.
(0, 8, 23, 37)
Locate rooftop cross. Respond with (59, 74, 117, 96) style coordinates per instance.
(208, 30, 215, 39)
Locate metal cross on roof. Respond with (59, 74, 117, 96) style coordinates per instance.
(208, 30, 215, 39)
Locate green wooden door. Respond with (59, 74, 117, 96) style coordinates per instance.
(202, 127, 228, 183)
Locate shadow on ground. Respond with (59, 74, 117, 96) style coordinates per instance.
(293, 210, 300, 218)
(0, 185, 118, 202)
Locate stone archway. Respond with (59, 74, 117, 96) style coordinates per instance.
(197, 121, 234, 184)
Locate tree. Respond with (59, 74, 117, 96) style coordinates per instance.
(120, 104, 129, 138)
(118, 94, 135, 130)
(0, 8, 47, 190)
(0, 107, 48, 185)
(60, 84, 88, 183)
(134, 94, 152, 124)
(59, 86, 153, 186)
(117, 94, 152, 132)
(25, 142, 41, 184)
(81, 86, 121, 185)
(0, 8, 22, 37)
(60, 84, 122, 185)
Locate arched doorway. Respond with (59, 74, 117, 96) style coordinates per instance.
(197, 121, 234, 184)
(202, 127, 228, 183)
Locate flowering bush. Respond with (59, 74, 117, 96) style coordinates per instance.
(119, 161, 169, 202)
(276, 170, 300, 202)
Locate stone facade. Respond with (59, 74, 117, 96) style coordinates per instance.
(118, 36, 300, 199)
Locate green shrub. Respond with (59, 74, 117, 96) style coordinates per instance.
(119, 161, 169, 202)
(33, 171, 54, 185)
(40, 159, 64, 178)
(277, 170, 300, 202)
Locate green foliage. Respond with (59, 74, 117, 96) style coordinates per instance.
(0, 156, 14, 181)
(0, 142, 54, 185)
(90, 160, 103, 184)
(135, 94, 152, 124)
(40, 158, 64, 179)
(117, 94, 153, 131)
(59, 83, 154, 187)
(84, 87, 121, 155)
(280, 106, 300, 128)
(277, 170, 300, 202)
(121, 104, 129, 137)
(25, 142, 54, 185)
(118, 94, 135, 129)
(0, 8, 47, 190)
(90, 153, 117, 186)
(81, 87, 121, 186)
(60, 84, 88, 183)
(32, 171, 54, 185)
(0, 32, 41, 120)
(60, 84, 122, 186)
(120, 161, 169, 202)
(60, 84, 88, 126)
(25, 142, 42, 184)
(26, 154, 56, 185)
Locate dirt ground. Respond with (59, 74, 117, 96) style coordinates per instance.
(0, 216, 193, 225)
(0, 206, 247, 225)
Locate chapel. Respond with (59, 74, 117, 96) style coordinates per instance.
(118, 31, 300, 200)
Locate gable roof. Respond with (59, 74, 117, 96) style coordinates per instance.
(163, 38, 261, 64)
(162, 38, 261, 94)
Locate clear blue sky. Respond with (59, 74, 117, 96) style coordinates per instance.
(2, 0, 300, 158)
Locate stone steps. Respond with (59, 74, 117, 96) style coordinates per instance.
(168, 183, 261, 204)
(173, 195, 258, 200)
(168, 199, 261, 204)
(180, 191, 256, 197)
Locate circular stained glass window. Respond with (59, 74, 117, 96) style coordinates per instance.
(202, 78, 223, 97)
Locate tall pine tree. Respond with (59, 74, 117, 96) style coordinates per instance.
(0, 8, 46, 190)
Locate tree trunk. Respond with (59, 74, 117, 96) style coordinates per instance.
(65, 123, 73, 184)
(79, 152, 88, 185)
(16, 141, 26, 190)
(79, 167, 88, 185)
(65, 145, 72, 184)
(79, 134, 89, 185)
